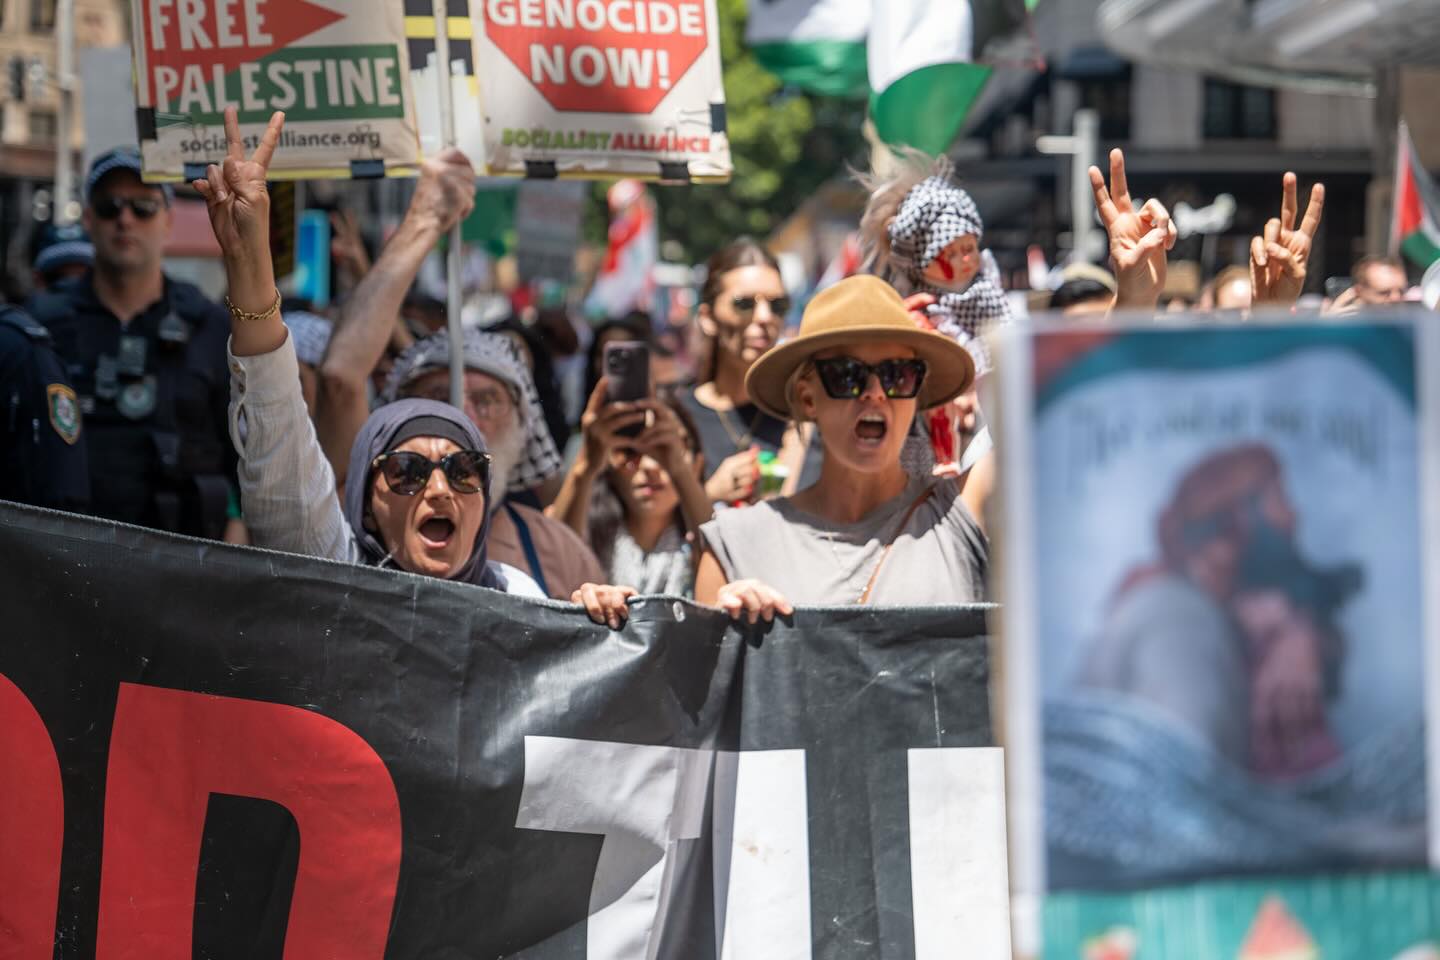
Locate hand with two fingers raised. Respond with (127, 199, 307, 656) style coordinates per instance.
(1089, 148, 1177, 310)
(1250, 172, 1325, 306)
(191, 105, 287, 355)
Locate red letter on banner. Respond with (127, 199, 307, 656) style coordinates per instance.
(95, 683, 402, 960)
(0, 673, 64, 959)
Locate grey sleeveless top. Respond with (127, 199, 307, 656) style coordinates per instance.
(699, 476, 988, 606)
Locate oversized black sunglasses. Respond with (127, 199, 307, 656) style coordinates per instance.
(732, 293, 791, 317)
(813, 357, 927, 400)
(371, 450, 490, 496)
(92, 195, 165, 221)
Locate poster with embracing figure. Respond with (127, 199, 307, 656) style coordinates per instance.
(1001, 313, 1440, 957)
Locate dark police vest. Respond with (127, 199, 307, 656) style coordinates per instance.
(0, 305, 90, 510)
(28, 274, 235, 539)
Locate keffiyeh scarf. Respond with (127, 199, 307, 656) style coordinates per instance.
(886, 164, 1012, 375)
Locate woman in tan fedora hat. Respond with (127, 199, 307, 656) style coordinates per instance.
(569, 274, 991, 627)
(692, 274, 993, 621)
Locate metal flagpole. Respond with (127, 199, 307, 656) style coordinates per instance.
(432, 0, 466, 410)
(54, 0, 76, 224)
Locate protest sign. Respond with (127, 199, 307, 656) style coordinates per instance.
(997, 313, 1440, 956)
(130, 0, 421, 180)
(0, 501, 1008, 958)
(515, 180, 588, 282)
(470, 0, 732, 180)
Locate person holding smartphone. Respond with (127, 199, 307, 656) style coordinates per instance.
(672, 239, 820, 506)
(553, 374, 714, 627)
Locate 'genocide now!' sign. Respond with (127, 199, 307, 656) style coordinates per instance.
(132, 0, 421, 180)
(473, 0, 732, 179)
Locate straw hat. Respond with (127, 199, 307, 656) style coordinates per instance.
(745, 275, 977, 419)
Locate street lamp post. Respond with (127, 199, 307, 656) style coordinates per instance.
(1036, 108, 1101, 265)
(54, 0, 77, 225)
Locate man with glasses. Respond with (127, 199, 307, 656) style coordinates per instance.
(28, 147, 236, 538)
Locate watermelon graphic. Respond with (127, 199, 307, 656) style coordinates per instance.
(1083, 927, 1138, 960)
(1237, 897, 1318, 960)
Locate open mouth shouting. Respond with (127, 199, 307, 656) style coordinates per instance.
(854, 410, 889, 448)
(417, 513, 458, 550)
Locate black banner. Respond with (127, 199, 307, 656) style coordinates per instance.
(0, 502, 1001, 959)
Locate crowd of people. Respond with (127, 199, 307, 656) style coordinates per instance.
(1, 108, 1432, 625)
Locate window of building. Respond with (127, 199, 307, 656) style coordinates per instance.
(30, 109, 57, 143)
(1203, 78, 1276, 140)
(31, 0, 57, 31)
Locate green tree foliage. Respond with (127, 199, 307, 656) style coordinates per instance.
(586, 0, 869, 264)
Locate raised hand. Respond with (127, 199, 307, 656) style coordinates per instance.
(1250, 173, 1325, 306)
(408, 147, 477, 235)
(192, 106, 284, 266)
(1089, 148, 1176, 309)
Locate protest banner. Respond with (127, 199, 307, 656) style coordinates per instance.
(0, 501, 1008, 958)
(997, 313, 1440, 957)
(130, 0, 421, 180)
(515, 180, 588, 283)
(470, 0, 732, 180)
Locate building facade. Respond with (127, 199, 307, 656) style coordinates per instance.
(952, 0, 1410, 294)
(0, 0, 126, 294)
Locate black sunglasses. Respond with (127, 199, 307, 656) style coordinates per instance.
(813, 357, 927, 400)
(371, 450, 490, 496)
(92, 195, 164, 221)
(731, 294, 791, 317)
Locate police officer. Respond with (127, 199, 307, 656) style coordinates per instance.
(27, 147, 236, 539)
(32, 221, 94, 292)
(0, 302, 90, 510)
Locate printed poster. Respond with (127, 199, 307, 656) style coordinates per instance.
(131, 0, 421, 179)
(470, 0, 732, 180)
(999, 316, 1440, 957)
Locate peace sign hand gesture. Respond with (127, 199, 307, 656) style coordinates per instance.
(195, 106, 286, 356)
(192, 106, 285, 268)
(1089, 148, 1176, 309)
(1250, 173, 1325, 306)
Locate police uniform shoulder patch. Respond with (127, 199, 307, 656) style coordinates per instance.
(47, 383, 81, 445)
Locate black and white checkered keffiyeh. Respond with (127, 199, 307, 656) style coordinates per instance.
(885, 162, 1012, 375)
(283, 311, 333, 368)
(382, 328, 563, 493)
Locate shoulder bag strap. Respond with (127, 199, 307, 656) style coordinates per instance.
(858, 485, 936, 606)
(503, 501, 551, 597)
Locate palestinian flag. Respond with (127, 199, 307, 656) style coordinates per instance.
(746, 0, 1030, 156)
(745, 0, 870, 98)
(867, 0, 999, 156)
(1393, 120, 1440, 269)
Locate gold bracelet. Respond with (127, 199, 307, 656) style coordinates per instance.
(224, 288, 281, 324)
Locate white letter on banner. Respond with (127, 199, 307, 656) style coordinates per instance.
(243, 0, 271, 45)
(907, 748, 1011, 959)
(516, 737, 711, 960)
(487, 0, 516, 27)
(148, 0, 173, 51)
(712, 750, 811, 960)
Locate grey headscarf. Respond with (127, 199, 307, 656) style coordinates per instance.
(341, 398, 506, 590)
(380, 328, 563, 493)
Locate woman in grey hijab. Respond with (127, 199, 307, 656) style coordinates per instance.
(195, 107, 540, 595)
